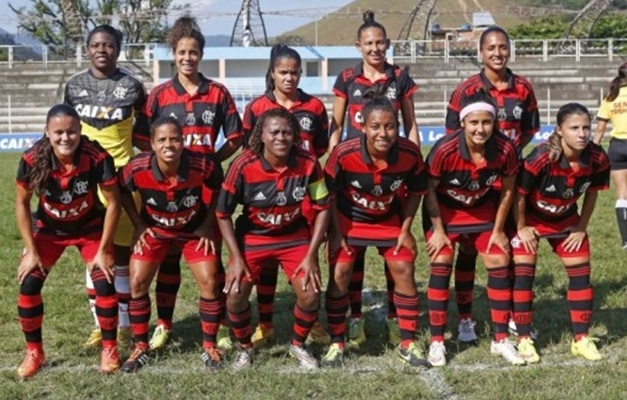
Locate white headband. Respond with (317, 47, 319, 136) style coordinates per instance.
(459, 102, 496, 121)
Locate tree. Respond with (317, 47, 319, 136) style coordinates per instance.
(9, 0, 187, 57)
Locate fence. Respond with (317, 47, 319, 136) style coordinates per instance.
(0, 43, 157, 68)
(392, 38, 627, 64)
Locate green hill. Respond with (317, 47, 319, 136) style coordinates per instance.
(279, 0, 578, 45)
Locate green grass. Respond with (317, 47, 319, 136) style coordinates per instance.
(1, 148, 626, 400)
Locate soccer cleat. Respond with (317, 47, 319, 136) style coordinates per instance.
(149, 324, 170, 351)
(201, 347, 224, 372)
(427, 341, 447, 367)
(571, 336, 603, 361)
(100, 346, 120, 374)
(517, 337, 540, 364)
(251, 325, 276, 348)
(120, 344, 150, 373)
(458, 318, 478, 343)
(347, 318, 366, 348)
(83, 328, 102, 349)
(117, 327, 132, 347)
(508, 318, 539, 340)
(397, 342, 430, 368)
(306, 321, 331, 345)
(231, 346, 254, 370)
(288, 344, 319, 369)
(490, 339, 526, 366)
(217, 325, 234, 351)
(320, 343, 344, 368)
(16, 349, 45, 379)
(386, 318, 401, 346)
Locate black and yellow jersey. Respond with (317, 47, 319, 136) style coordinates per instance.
(64, 68, 147, 168)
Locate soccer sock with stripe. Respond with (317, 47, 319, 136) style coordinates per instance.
(394, 291, 419, 347)
(566, 263, 593, 341)
(256, 264, 279, 329)
(291, 305, 318, 346)
(155, 252, 182, 330)
(199, 297, 222, 349)
(512, 263, 536, 339)
(85, 268, 98, 328)
(18, 269, 47, 351)
(454, 251, 477, 320)
(114, 265, 130, 328)
(385, 263, 398, 319)
(228, 306, 253, 348)
(428, 263, 452, 342)
(129, 294, 151, 346)
(91, 268, 119, 347)
(326, 294, 349, 345)
(487, 266, 511, 342)
(348, 252, 365, 319)
(615, 199, 627, 248)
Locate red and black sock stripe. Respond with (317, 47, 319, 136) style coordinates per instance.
(18, 269, 47, 350)
(256, 264, 279, 328)
(428, 263, 452, 342)
(291, 305, 318, 346)
(566, 263, 593, 341)
(326, 294, 349, 344)
(155, 252, 182, 330)
(454, 251, 477, 320)
(199, 297, 222, 349)
(228, 306, 252, 347)
(348, 252, 365, 319)
(487, 266, 511, 341)
(384, 263, 397, 319)
(512, 263, 536, 338)
(129, 294, 151, 345)
(394, 291, 419, 346)
(91, 268, 118, 346)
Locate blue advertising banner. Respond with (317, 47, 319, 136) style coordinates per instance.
(0, 126, 557, 153)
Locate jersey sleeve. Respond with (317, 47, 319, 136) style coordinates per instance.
(501, 139, 520, 177)
(307, 159, 330, 210)
(520, 87, 540, 139)
(16, 155, 32, 188)
(203, 155, 224, 192)
(323, 147, 342, 196)
(216, 158, 244, 218)
(63, 82, 73, 106)
(219, 88, 244, 142)
(445, 87, 464, 134)
(398, 68, 418, 98)
(332, 72, 349, 99)
(242, 101, 256, 148)
(132, 81, 149, 144)
(313, 101, 330, 158)
(517, 146, 544, 195)
(406, 150, 428, 195)
(590, 147, 611, 190)
(96, 151, 118, 187)
(118, 160, 138, 192)
(597, 99, 612, 121)
(425, 144, 444, 179)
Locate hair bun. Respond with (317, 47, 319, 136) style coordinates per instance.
(363, 10, 375, 23)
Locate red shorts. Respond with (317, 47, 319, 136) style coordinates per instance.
(330, 244, 415, 265)
(424, 229, 507, 257)
(511, 213, 590, 258)
(131, 234, 218, 264)
(301, 196, 318, 229)
(338, 213, 402, 244)
(234, 243, 310, 283)
(439, 201, 496, 228)
(30, 231, 103, 267)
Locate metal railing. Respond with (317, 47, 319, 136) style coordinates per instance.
(392, 38, 627, 63)
(0, 43, 157, 68)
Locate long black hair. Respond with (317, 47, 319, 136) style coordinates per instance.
(547, 103, 591, 163)
(605, 62, 627, 102)
(265, 44, 302, 92)
(29, 104, 81, 196)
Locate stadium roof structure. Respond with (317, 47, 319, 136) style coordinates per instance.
(153, 46, 359, 61)
(472, 11, 495, 28)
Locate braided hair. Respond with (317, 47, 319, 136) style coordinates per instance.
(265, 44, 302, 92)
(547, 103, 591, 163)
(29, 104, 81, 196)
(248, 108, 301, 156)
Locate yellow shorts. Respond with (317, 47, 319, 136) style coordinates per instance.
(98, 187, 140, 248)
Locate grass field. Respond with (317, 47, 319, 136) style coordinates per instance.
(1, 148, 626, 400)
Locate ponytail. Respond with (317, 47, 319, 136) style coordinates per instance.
(547, 130, 562, 163)
(605, 62, 627, 102)
(265, 44, 301, 92)
(357, 10, 387, 40)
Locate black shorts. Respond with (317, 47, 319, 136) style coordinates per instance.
(608, 138, 627, 170)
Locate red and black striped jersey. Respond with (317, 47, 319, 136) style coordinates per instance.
(518, 142, 610, 221)
(427, 130, 518, 210)
(217, 148, 329, 245)
(242, 90, 329, 158)
(118, 149, 223, 238)
(138, 73, 243, 154)
(333, 62, 417, 140)
(445, 68, 540, 150)
(16, 136, 116, 235)
(324, 135, 427, 223)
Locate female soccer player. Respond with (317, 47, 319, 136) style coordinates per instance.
(218, 108, 330, 370)
(424, 92, 523, 366)
(64, 24, 147, 348)
(328, 10, 419, 348)
(242, 44, 329, 347)
(118, 116, 224, 373)
(594, 62, 627, 248)
(15, 104, 121, 379)
(322, 96, 427, 368)
(445, 26, 541, 342)
(512, 103, 610, 363)
(140, 16, 243, 351)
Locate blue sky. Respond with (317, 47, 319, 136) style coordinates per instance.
(1, 0, 353, 36)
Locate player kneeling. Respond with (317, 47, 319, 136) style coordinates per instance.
(218, 108, 330, 370)
(118, 117, 225, 373)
